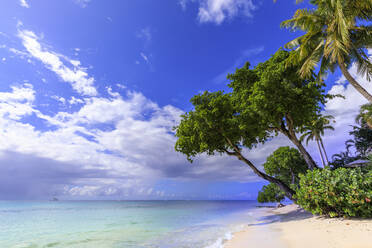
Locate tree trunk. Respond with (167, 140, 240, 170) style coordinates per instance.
(234, 153, 296, 200)
(280, 116, 319, 170)
(319, 138, 329, 165)
(338, 60, 372, 102)
(283, 132, 319, 170)
(222, 134, 295, 200)
(316, 139, 326, 167)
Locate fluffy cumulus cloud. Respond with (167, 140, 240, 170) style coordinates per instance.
(0, 23, 268, 199)
(0, 81, 267, 199)
(181, 0, 256, 24)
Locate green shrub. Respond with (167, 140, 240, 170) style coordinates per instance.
(257, 183, 285, 203)
(296, 167, 372, 218)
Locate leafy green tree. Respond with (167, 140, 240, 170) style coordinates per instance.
(257, 147, 308, 203)
(348, 125, 372, 157)
(228, 49, 327, 170)
(263, 146, 308, 185)
(257, 183, 285, 204)
(174, 91, 296, 199)
(356, 103, 372, 129)
(281, 0, 372, 102)
(300, 115, 335, 166)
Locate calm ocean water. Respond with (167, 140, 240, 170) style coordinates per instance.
(0, 201, 263, 248)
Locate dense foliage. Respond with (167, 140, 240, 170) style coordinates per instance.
(257, 183, 285, 203)
(257, 147, 308, 203)
(281, 0, 372, 102)
(174, 91, 296, 199)
(228, 49, 327, 170)
(296, 167, 372, 218)
(263, 147, 308, 185)
(174, 50, 330, 200)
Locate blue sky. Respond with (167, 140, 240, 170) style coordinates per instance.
(0, 0, 369, 200)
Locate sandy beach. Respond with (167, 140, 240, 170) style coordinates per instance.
(225, 204, 372, 248)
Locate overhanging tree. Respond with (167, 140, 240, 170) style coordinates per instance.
(228, 50, 327, 170)
(174, 91, 296, 199)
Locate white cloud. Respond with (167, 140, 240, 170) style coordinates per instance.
(74, 0, 91, 8)
(0, 82, 261, 199)
(51, 95, 66, 105)
(0, 84, 35, 120)
(19, 0, 30, 8)
(17, 29, 97, 96)
(182, 0, 257, 24)
(140, 52, 149, 64)
(69, 96, 84, 105)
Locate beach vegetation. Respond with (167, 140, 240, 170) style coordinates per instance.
(228, 49, 327, 170)
(257, 183, 285, 204)
(300, 115, 335, 167)
(175, 50, 330, 200)
(281, 0, 372, 102)
(258, 147, 308, 203)
(174, 91, 296, 199)
(356, 103, 372, 129)
(296, 167, 372, 218)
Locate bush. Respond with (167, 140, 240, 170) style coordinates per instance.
(296, 167, 372, 218)
(257, 183, 285, 203)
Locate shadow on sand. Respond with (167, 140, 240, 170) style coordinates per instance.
(249, 206, 314, 226)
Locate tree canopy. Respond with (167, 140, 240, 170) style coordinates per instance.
(258, 146, 308, 204)
(263, 146, 308, 185)
(228, 49, 327, 170)
(174, 91, 296, 199)
(174, 49, 330, 199)
(281, 0, 372, 101)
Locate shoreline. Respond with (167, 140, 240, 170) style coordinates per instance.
(224, 204, 372, 248)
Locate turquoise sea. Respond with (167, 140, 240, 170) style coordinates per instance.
(0, 201, 263, 248)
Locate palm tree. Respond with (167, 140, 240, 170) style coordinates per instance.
(300, 115, 335, 167)
(331, 151, 352, 169)
(356, 103, 372, 129)
(281, 0, 372, 102)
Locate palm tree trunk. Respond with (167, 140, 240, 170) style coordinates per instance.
(316, 139, 326, 167)
(319, 138, 329, 165)
(338, 60, 372, 102)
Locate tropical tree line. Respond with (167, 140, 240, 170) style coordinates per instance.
(175, 50, 327, 200)
(174, 0, 372, 206)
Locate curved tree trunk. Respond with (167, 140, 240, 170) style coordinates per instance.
(286, 133, 319, 170)
(234, 152, 295, 200)
(280, 116, 319, 170)
(319, 138, 329, 165)
(338, 60, 372, 102)
(316, 139, 326, 167)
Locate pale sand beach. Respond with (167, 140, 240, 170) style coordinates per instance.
(225, 204, 372, 248)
